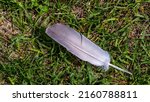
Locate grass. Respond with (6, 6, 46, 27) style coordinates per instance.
(0, 0, 150, 85)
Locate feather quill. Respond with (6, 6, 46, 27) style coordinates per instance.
(45, 23, 132, 75)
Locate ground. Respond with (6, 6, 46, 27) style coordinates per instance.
(0, 0, 150, 84)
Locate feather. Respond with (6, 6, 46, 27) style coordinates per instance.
(45, 23, 132, 75)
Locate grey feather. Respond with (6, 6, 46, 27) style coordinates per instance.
(46, 23, 132, 75)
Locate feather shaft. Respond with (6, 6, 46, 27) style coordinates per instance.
(109, 64, 132, 75)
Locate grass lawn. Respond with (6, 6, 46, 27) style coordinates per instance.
(0, 0, 150, 85)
